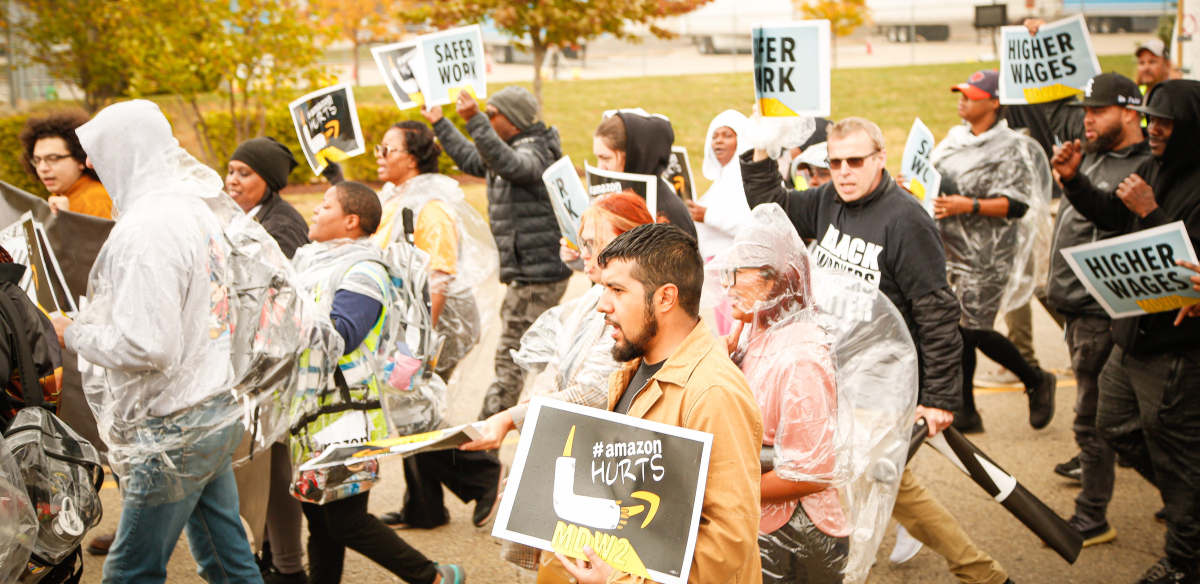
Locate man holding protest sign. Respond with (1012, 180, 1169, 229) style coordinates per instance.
(423, 86, 574, 421)
(555, 223, 763, 584)
(1052, 79, 1200, 584)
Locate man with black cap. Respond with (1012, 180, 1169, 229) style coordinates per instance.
(226, 136, 310, 259)
(421, 87, 573, 422)
(1044, 72, 1152, 550)
(1052, 79, 1200, 584)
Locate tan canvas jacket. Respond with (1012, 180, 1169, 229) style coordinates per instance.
(605, 321, 764, 584)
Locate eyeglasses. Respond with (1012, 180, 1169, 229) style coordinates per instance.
(31, 153, 72, 167)
(826, 150, 880, 170)
(374, 144, 409, 158)
(719, 267, 763, 288)
(484, 109, 498, 120)
(581, 238, 603, 257)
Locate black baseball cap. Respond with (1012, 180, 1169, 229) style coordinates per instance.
(952, 70, 999, 100)
(1070, 73, 1142, 107)
(1129, 86, 1174, 119)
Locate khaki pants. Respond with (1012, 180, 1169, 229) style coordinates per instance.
(892, 468, 1009, 584)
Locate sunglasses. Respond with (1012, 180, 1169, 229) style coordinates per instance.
(484, 109, 498, 120)
(826, 150, 880, 170)
(374, 144, 409, 158)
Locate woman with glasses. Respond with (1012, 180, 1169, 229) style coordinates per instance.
(19, 110, 112, 218)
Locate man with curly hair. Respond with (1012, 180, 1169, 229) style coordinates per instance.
(19, 110, 112, 219)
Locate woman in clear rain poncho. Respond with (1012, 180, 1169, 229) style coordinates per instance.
(461, 192, 654, 578)
(931, 70, 1055, 433)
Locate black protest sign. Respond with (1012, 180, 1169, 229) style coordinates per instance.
(662, 146, 696, 202)
(492, 398, 712, 584)
(0, 212, 74, 316)
(584, 162, 659, 220)
(372, 41, 424, 110)
(288, 84, 367, 175)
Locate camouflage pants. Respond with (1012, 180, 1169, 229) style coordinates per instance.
(479, 278, 570, 420)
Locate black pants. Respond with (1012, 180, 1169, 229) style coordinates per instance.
(960, 327, 1042, 415)
(759, 504, 848, 583)
(400, 448, 502, 528)
(1065, 315, 1116, 531)
(302, 492, 437, 584)
(1097, 345, 1200, 568)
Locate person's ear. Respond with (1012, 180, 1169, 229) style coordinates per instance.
(344, 213, 361, 233)
(656, 283, 680, 315)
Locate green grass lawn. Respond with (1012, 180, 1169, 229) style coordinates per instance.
(350, 55, 1136, 193)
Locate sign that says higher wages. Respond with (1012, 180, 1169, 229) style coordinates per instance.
(999, 15, 1101, 104)
(753, 20, 831, 117)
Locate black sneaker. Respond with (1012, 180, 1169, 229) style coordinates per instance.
(1135, 557, 1199, 584)
(1068, 516, 1117, 548)
(1055, 455, 1082, 481)
(381, 509, 449, 530)
(437, 564, 466, 584)
(953, 409, 985, 434)
(473, 463, 506, 527)
(1028, 369, 1057, 430)
(261, 566, 307, 584)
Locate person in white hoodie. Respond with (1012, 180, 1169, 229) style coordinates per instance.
(63, 100, 263, 584)
(687, 109, 753, 335)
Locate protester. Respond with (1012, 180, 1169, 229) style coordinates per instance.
(591, 109, 698, 237)
(19, 110, 112, 219)
(1137, 39, 1173, 95)
(225, 137, 309, 259)
(687, 109, 752, 335)
(422, 86, 574, 421)
(291, 181, 465, 584)
(1042, 72, 1153, 548)
(711, 205, 849, 582)
(555, 223, 762, 584)
(931, 70, 1056, 434)
(790, 142, 831, 190)
(370, 120, 503, 533)
(0, 244, 62, 430)
(742, 117, 1015, 584)
(65, 100, 261, 583)
(1052, 79, 1200, 584)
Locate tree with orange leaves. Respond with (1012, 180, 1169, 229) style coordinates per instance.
(309, 0, 406, 86)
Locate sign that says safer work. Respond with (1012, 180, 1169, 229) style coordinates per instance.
(542, 156, 590, 251)
(999, 15, 1101, 104)
(493, 398, 713, 584)
(413, 24, 488, 107)
(753, 20, 831, 117)
(900, 118, 942, 218)
(1061, 221, 1200, 318)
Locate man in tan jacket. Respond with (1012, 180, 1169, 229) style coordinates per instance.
(556, 223, 764, 584)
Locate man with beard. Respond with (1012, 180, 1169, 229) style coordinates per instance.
(556, 223, 764, 584)
(1052, 79, 1200, 584)
(1044, 72, 1153, 549)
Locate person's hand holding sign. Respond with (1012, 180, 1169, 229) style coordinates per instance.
(1023, 18, 1046, 35)
(685, 199, 706, 223)
(1051, 139, 1084, 182)
(456, 90, 481, 121)
(1115, 174, 1158, 218)
(1174, 260, 1200, 325)
(460, 410, 515, 451)
(556, 546, 614, 584)
(933, 195, 973, 219)
(420, 105, 444, 124)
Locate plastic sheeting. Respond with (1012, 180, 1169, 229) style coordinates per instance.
(740, 115, 817, 160)
(931, 120, 1052, 330)
(0, 433, 36, 583)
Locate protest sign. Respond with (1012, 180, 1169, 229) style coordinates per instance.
(1060, 222, 1200, 318)
(900, 118, 942, 217)
(297, 422, 484, 471)
(999, 15, 1101, 104)
(372, 40, 425, 110)
(413, 24, 487, 107)
(585, 162, 658, 221)
(662, 146, 696, 202)
(0, 212, 76, 317)
(542, 156, 590, 251)
(752, 20, 831, 117)
(492, 398, 712, 584)
(289, 84, 367, 175)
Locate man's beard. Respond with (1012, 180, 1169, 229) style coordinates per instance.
(611, 303, 659, 363)
(1083, 125, 1121, 154)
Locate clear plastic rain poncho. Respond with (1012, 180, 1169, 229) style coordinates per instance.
(703, 204, 918, 584)
(0, 433, 36, 583)
(931, 119, 1052, 330)
(375, 174, 498, 378)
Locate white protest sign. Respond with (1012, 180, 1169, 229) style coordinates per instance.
(753, 20, 831, 117)
(1061, 221, 1200, 318)
(585, 162, 658, 220)
(371, 40, 424, 110)
(899, 118, 942, 217)
(999, 15, 1101, 105)
(542, 156, 590, 251)
(288, 84, 366, 175)
(413, 24, 487, 107)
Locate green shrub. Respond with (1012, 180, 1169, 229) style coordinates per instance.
(0, 113, 51, 198)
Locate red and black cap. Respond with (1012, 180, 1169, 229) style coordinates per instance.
(952, 70, 999, 100)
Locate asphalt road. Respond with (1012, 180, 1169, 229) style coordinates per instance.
(78, 274, 1167, 583)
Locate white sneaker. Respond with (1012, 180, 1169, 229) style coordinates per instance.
(974, 366, 1020, 388)
(889, 525, 923, 565)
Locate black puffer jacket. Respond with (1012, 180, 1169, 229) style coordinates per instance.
(434, 116, 571, 284)
(616, 111, 697, 238)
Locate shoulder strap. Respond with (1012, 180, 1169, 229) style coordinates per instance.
(0, 291, 43, 410)
(322, 251, 389, 312)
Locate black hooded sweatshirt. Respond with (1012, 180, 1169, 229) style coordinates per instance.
(1061, 79, 1200, 355)
(615, 111, 697, 239)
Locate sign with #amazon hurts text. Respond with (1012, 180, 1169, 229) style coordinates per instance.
(753, 20, 831, 117)
(288, 84, 366, 175)
(492, 397, 712, 584)
(999, 14, 1101, 104)
(1061, 222, 1200, 319)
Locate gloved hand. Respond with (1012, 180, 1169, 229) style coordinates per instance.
(741, 115, 816, 160)
(321, 161, 344, 185)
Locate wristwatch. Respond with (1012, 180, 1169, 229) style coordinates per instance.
(971, 198, 980, 215)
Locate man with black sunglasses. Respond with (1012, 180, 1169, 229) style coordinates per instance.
(742, 118, 1016, 584)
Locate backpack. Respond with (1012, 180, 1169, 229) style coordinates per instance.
(0, 291, 103, 584)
